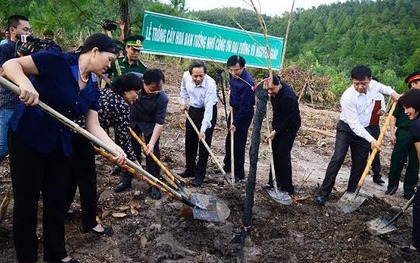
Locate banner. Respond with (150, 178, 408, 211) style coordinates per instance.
(141, 11, 284, 69)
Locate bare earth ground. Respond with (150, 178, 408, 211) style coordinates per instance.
(0, 60, 419, 262)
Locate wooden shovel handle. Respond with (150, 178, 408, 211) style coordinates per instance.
(357, 102, 397, 188)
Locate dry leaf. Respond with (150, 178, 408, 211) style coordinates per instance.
(112, 212, 127, 218)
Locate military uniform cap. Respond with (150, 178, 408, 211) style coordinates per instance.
(405, 70, 420, 85)
(124, 35, 145, 50)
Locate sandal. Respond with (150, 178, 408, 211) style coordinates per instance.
(401, 245, 419, 254)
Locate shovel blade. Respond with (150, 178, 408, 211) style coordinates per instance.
(366, 216, 397, 235)
(223, 174, 235, 187)
(336, 192, 367, 213)
(263, 187, 293, 205)
(190, 193, 230, 222)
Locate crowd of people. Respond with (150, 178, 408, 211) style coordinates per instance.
(0, 13, 419, 262)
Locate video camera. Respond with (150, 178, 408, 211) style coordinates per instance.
(16, 35, 54, 56)
(101, 19, 117, 31)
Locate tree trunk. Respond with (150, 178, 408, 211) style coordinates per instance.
(242, 84, 268, 227)
(119, 0, 131, 37)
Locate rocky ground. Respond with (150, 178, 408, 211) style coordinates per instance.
(0, 60, 418, 262)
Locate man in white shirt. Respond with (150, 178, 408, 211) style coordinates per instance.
(179, 60, 218, 186)
(315, 66, 400, 205)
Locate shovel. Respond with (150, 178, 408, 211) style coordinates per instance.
(184, 111, 226, 176)
(225, 108, 235, 186)
(366, 192, 415, 235)
(263, 103, 292, 205)
(337, 102, 397, 213)
(129, 128, 187, 191)
(0, 76, 230, 223)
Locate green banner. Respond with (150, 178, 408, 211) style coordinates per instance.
(141, 11, 283, 69)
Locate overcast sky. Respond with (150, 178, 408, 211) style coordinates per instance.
(160, 0, 345, 16)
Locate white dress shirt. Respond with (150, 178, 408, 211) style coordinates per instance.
(340, 79, 394, 142)
(180, 71, 218, 133)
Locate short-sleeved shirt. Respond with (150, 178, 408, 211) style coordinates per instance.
(130, 90, 168, 137)
(97, 88, 136, 160)
(9, 51, 100, 156)
(0, 41, 20, 109)
(110, 57, 147, 80)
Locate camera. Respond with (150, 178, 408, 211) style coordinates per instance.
(101, 19, 117, 31)
(16, 35, 54, 56)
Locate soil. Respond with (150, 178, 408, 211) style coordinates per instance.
(0, 60, 418, 263)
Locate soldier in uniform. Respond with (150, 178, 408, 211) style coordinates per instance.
(109, 35, 147, 80)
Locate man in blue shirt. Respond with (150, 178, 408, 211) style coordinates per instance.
(179, 60, 218, 186)
(223, 55, 255, 182)
(0, 15, 31, 165)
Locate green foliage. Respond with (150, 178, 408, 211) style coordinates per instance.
(190, 0, 420, 98)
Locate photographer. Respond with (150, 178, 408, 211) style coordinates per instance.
(0, 15, 31, 165)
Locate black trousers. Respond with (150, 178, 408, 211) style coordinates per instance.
(123, 126, 161, 182)
(268, 129, 298, 194)
(8, 130, 69, 262)
(223, 107, 254, 180)
(66, 135, 97, 232)
(413, 188, 420, 248)
(317, 120, 370, 197)
(185, 105, 217, 178)
(366, 125, 381, 179)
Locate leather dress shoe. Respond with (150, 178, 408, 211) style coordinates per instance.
(114, 181, 132, 193)
(314, 196, 326, 206)
(385, 185, 397, 195)
(47, 257, 80, 263)
(179, 170, 195, 178)
(373, 177, 385, 185)
(111, 165, 122, 175)
(91, 226, 112, 235)
(191, 177, 204, 187)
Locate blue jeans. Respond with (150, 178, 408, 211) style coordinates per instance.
(0, 109, 14, 164)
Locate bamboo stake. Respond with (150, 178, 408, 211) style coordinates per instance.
(184, 111, 226, 175)
(279, 0, 295, 72)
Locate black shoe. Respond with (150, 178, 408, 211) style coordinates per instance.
(401, 245, 419, 254)
(111, 165, 122, 175)
(315, 196, 326, 206)
(179, 170, 195, 178)
(373, 177, 385, 185)
(149, 186, 162, 200)
(114, 181, 132, 193)
(47, 257, 80, 263)
(91, 226, 113, 235)
(385, 185, 397, 195)
(191, 177, 204, 187)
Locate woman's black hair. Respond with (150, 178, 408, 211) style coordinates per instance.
(399, 89, 420, 112)
(76, 33, 119, 55)
(111, 72, 143, 96)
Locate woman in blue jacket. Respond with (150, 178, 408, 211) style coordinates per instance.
(3, 33, 126, 263)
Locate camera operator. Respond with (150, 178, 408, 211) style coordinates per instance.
(0, 15, 31, 165)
